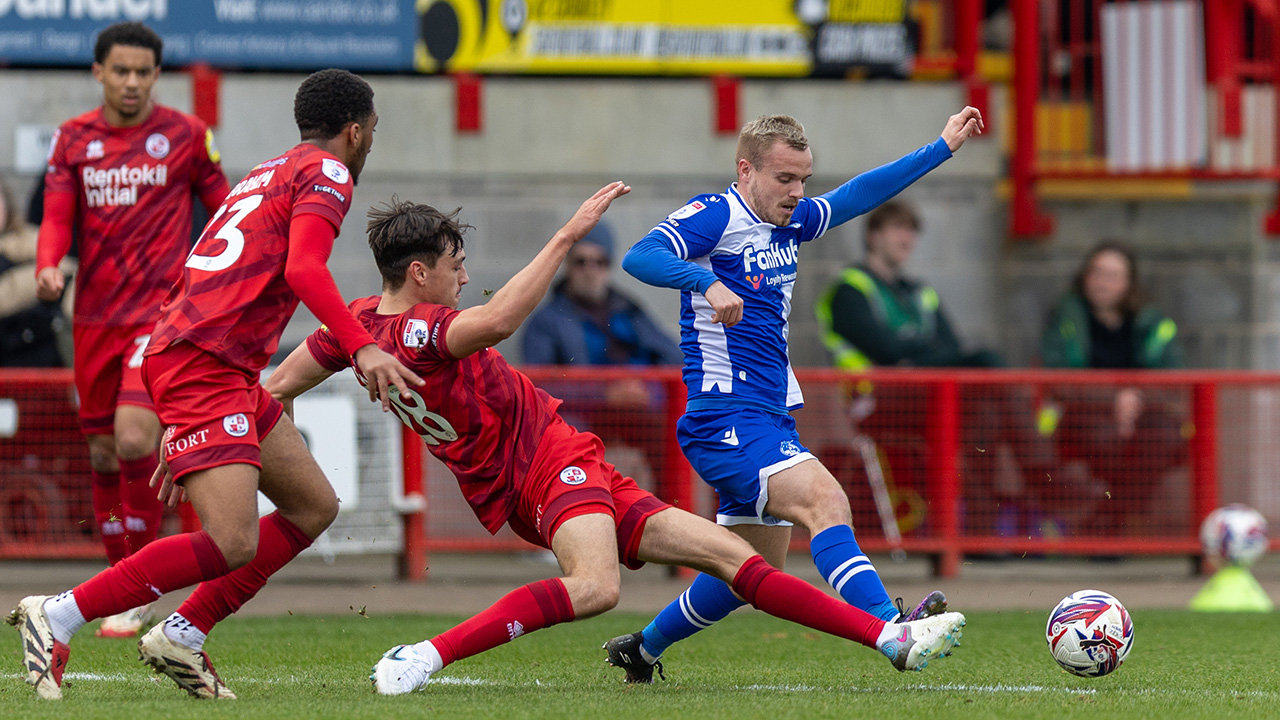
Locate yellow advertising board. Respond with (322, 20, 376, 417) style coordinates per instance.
(415, 0, 911, 77)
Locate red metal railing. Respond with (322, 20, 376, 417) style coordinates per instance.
(1012, 0, 1280, 236)
(6, 367, 1276, 578)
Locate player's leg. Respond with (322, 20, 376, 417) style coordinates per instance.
(764, 457, 899, 621)
(97, 391, 165, 638)
(372, 513, 615, 695)
(85, 433, 127, 565)
(74, 325, 129, 566)
(162, 409, 337, 649)
(632, 507, 965, 673)
(114, 405, 164, 555)
(622, 409, 802, 669)
(9, 463, 256, 700)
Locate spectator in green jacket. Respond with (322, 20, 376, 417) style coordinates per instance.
(815, 200, 1054, 537)
(1040, 240, 1186, 534)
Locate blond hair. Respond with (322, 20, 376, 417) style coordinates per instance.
(736, 115, 809, 168)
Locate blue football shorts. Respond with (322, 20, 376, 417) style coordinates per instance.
(677, 406, 815, 527)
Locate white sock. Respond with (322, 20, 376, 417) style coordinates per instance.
(43, 591, 86, 644)
(875, 621, 902, 650)
(410, 639, 445, 672)
(163, 613, 207, 651)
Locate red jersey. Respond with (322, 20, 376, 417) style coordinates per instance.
(43, 104, 227, 327)
(307, 297, 561, 533)
(147, 143, 354, 373)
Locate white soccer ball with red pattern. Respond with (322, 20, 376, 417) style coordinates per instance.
(1046, 589, 1134, 678)
(1200, 504, 1268, 568)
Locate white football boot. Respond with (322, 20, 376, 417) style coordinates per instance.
(880, 611, 966, 672)
(371, 644, 435, 695)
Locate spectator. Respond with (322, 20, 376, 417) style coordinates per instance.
(815, 199, 1055, 536)
(0, 178, 73, 367)
(1041, 240, 1186, 533)
(523, 222, 680, 368)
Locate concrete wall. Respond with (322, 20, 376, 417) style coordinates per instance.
(2, 70, 1274, 370)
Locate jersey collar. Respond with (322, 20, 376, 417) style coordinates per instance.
(727, 183, 764, 225)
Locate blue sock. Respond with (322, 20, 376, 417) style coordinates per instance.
(641, 573, 746, 660)
(810, 525, 898, 621)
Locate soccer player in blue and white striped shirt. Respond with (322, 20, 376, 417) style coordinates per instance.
(605, 107, 983, 682)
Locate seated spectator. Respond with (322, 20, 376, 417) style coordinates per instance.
(0, 178, 73, 367)
(815, 200, 1055, 536)
(523, 222, 681, 368)
(1041, 240, 1186, 534)
(521, 222, 681, 493)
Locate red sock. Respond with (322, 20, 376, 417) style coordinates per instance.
(90, 469, 127, 565)
(176, 512, 313, 633)
(432, 578, 575, 667)
(732, 555, 886, 648)
(119, 454, 164, 555)
(73, 530, 229, 621)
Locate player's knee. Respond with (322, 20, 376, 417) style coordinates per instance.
(575, 576, 621, 618)
(213, 529, 259, 570)
(115, 429, 159, 461)
(88, 444, 119, 473)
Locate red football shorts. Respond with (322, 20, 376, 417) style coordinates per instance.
(506, 415, 670, 570)
(72, 323, 156, 434)
(141, 341, 284, 482)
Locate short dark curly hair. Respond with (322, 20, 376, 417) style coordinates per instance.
(294, 69, 375, 141)
(366, 197, 470, 291)
(94, 21, 163, 65)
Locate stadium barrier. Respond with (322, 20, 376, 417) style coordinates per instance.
(4, 367, 1277, 578)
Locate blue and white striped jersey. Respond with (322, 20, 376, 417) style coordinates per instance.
(623, 137, 953, 414)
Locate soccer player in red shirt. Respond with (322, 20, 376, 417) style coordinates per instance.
(262, 190, 966, 695)
(33, 22, 230, 638)
(10, 68, 423, 701)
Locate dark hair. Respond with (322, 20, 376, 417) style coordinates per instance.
(863, 200, 920, 249)
(1072, 239, 1143, 315)
(94, 22, 163, 66)
(294, 69, 375, 141)
(366, 197, 471, 291)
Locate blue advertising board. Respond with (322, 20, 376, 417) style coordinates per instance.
(0, 0, 416, 71)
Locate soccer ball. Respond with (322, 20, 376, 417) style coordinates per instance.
(1200, 504, 1268, 567)
(1045, 590, 1134, 677)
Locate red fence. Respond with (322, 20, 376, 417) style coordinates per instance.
(5, 367, 1278, 578)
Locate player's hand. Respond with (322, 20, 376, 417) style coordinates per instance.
(150, 429, 188, 507)
(941, 106, 984, 152)
(704, 281, 743, 327)
(558, 181, 631, 244)
(35, 266, 66, 302)
(354, 344, 425, 412)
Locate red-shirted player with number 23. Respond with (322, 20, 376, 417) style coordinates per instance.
(34, 22, 230, 639)
(10, 68, 423, 701)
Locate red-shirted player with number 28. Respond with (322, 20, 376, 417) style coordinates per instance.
(10, 69, 422, 701)
(34, 22, 230, 639)
(263, 192, 966, 695)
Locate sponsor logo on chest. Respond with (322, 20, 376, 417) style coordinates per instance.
(81, 161, 169, 208)
(741, 237, 798, 274)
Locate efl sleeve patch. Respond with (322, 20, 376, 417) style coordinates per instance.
(321, 158, 350, 184)
(667, 200, 707, 221)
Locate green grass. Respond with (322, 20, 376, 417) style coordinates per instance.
(3, 610, 1279, 719)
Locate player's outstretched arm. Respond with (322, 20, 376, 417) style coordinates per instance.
(264, 342, 339, 419)
(817, 106, 983, 232)
(445, 181, 630, 358)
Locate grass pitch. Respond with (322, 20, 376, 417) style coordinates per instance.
(3, 609, 1278, 719)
